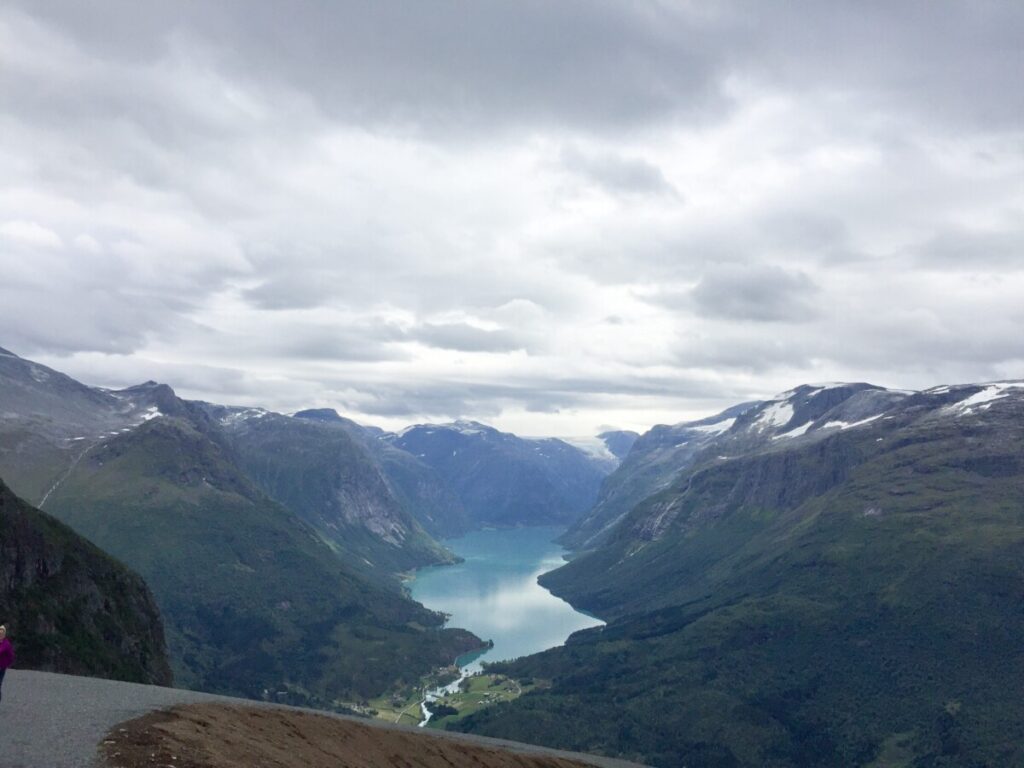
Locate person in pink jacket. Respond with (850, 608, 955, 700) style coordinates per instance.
(0, 624, 14, 702)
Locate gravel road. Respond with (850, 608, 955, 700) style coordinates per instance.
(0, 670, 646, 768)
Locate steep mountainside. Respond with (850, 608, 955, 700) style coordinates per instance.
(293, 408, 472, 539)
(389, 421, 609, 528)
(41, 414, 482, 702)
(457, 381, 1024, 767)
(561, 402, 759, 550)
(0, 477, 172, 684)
(202, 404, 454, 578)
(0, 349, 482, 703)
(1, 349, 456, 579)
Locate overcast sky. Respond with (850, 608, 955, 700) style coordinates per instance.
(2, 1, 1022, 435)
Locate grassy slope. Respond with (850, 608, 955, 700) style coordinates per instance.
(456, 404, 1024, 766)
(43, 418, 482, 704)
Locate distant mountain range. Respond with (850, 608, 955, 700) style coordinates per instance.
(21, 341, 1020, 766)
(388, 420, 611, 529)
(0, 345, 617, 702)
(456, 380, 1024, 767)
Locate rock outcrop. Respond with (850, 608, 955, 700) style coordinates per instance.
(0, 477, 172, 684)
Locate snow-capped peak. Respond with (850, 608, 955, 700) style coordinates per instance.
(445, 419, 491, 436)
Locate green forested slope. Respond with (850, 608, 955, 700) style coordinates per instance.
(43, 417, 481, 704)
(0, 478, 172, 685)
(457, 386, 1024, 767)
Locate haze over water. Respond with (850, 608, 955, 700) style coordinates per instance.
(410, 527, 604, 673)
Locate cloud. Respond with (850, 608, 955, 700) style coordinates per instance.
(559, 146, 679, 198)
(661, 263, 820, 323)
(0, 220, 64, 248)
(409, 323, 528, 354)
(1, 1, 1022, 436)
(915, 227, 1024, 270)
(6, 1, 725, 138)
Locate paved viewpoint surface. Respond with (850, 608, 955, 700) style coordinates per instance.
(0, 670, 645, 768)
(0, 670, 237, 768)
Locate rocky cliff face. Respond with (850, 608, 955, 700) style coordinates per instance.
(0, 477, 172, 685)
(206, 405, 455, 577)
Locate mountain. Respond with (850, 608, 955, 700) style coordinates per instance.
(0, 349, 483, 702)
(0, 477, 172, 685)
(293, 408, 472, 539)
(597, 430, 640, 460)
(0, 349, 181, 506)
(387, 420, 610, 528)
(560, 402, 761, 551)
(201, 404, 455, 579)
(455, 381, 1024, 767)
(559, 431, 640, 474)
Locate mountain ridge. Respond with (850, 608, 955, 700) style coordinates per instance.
(456, 378, 1024, 767)
(0, 348, 486, 703)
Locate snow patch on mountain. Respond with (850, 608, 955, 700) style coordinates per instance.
(756, 401, 794, 429)
(447, 420, 487, 436)
(945, 382, 1024, 415)
(139, 406, 162, 422)
(772, 421, 813, 440)
(820, 413, 885, 431)
(687, 417, 736, 436)
(218, 408, 269, 426)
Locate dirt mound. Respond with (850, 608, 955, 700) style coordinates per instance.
(99, 702, 596, 768)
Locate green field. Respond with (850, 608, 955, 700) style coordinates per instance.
(369, 687, 426, 726)
(427, 674, 540, 728)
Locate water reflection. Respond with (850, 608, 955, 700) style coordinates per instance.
(410, 527, 604, 673)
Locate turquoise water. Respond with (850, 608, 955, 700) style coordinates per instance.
(410, 527, 604, 673)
